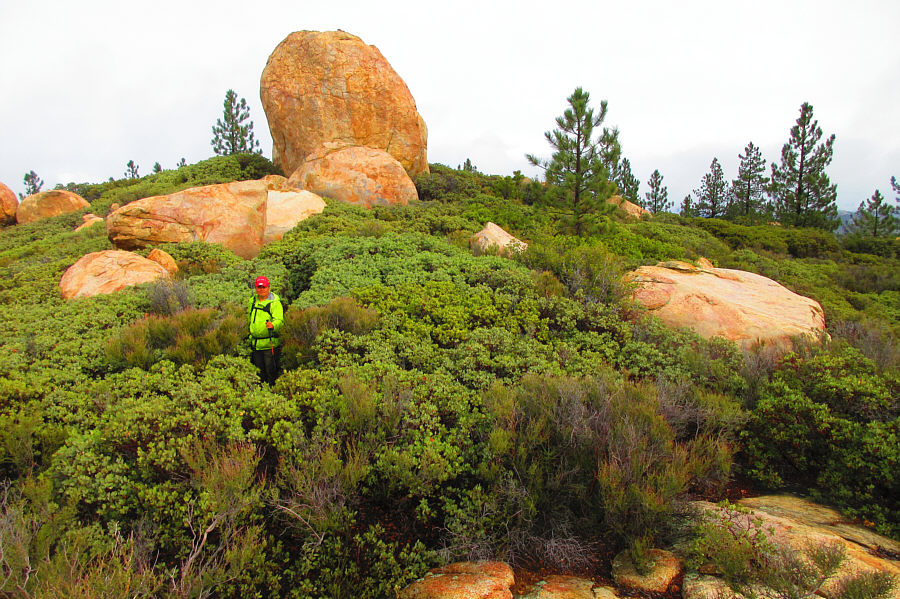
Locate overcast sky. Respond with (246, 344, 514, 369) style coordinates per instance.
(2, 0, 898, 212)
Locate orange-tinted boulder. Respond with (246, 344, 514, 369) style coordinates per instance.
(628, 261, 826, 351)
(0, 182, 17, 225)
(288, 145, 417, 208)
(147, 248, 178, 275)
(106, 180, 268, 259)
(17, 190, 89, 224)
(59, 250, 170, 299)
(260, 30, 428, 177)
(75, 213, 104, 231)
(399, 561, 514, 599)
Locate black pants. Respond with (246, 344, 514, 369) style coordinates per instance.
(251, 346, 282, 386)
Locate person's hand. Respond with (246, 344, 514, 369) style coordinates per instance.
(266, 321, 274, 329)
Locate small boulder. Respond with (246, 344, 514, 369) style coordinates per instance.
(288, 145, 417, 208)
(611, 549, 681, 594)
(59, 250, 170, 299)
(106, 180, 267, 259)
(627, 261, 826, 351)
(260, 30, 429, 177)
(147, 248, 178, 275)
(519, 575, 620, 598)
(17, 190, 89, 224)
(472, 222, 527, 255)
(75, 213, 104, 231)
(608, 195, 651, 220)
(0, 182, 18, 225)
(399, 561, 514, 599)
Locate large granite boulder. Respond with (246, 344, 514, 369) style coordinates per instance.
(16, 190, 89, 224)
(260, 30, 428, 178)
(627, 260, 826, 350)
(0, 182, 17, 225)
(106, 177, 325, 259)
(287, 145, 417, 208)
(59, 250, 170, 299)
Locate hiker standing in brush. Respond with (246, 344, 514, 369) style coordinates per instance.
(248, 275, 284, 385)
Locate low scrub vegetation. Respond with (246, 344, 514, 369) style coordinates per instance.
(0, 160, 896, 597)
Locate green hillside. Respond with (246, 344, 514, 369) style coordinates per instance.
(0, 157, 897, 597)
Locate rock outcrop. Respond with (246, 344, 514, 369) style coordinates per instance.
(260, 30, 428, 177)
(75, 213, 104, 231)
(59, 250, 170, 299)
(106, 178, 324, 258)
(628, 260, 826, 350)
(611, 549, 680, 593)
(472, 222, 527, 255)
(608, 195, 651, 219)
(16, 190, 89, 224)
(399, 561, 515, 599)
(287, 145, 416, 208)
(147, 248, 178, 275)
(0, 182, 17, 225)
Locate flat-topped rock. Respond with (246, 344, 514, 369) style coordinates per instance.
(628, 260, 826, 350)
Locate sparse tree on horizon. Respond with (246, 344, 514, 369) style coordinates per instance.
(125, 160, 140, 179)
(153, 162, 162, 174)
(598, 128, 641, 205)
(211, 89, 262, 156)
(526, 87, 617, 235)
(617, 157, 641, 206)
(21, 170, 43, 199)
(694, 157, 729, 218)
(730, 141, 769, 220)
(892, 176, 899, 204)
(644, 169, 672, 213)
(177, 157, 187, 168)
(680, 194, 696, 217)
(770, 102, 838, 230)
(847, 189, 898, 238)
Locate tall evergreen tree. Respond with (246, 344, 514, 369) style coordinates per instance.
(526, 87, 616, 235)
(21, 170, 43, 199)
(644, 169, 672, 213)
(152, 162, 162, 174)
(617, 158, 641, 206)
(847, 190, 898, 237)
(770, 102, 838, 229)
(730, 141, 769, 219)
(211, 89, 262, 156)
(694, 157, 729, 218)
(892, 176, 899, 204)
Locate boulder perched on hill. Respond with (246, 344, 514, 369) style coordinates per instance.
(0, 182, 17, 225)
(628, 260, 826, 350)
(287, 145, 417, 208)
(260, 30, 429, 178)
(608, 194, 651, 219)
(59, 250, 170, 299)
(16, 190, 89, 224)
(472, 222, 527, 255)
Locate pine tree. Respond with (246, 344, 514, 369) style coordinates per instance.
(152, 162, 162, 174)
(211, 89, 262, 156)
(125, 160, 139, 179)
(617, 158, 641, 206)
(177, 158, 187, 168)
(847, 190, 898, 237)
(771, 102, 838, 229)
(21, 170, 43, 199)
(730, 141, 769, 219)
(694, 158, 729, 218)
(680, 195, 696, 217)
(526, 87, 616, 235)
(892, 176, 899, 204)
(644, 169, 672, 213)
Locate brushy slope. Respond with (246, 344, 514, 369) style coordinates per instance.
(0, 160, 896, 598)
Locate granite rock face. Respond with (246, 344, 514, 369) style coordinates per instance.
(628, 260, 826, 350)
(472, 222, 527, 255)
(59, 250, 170, 299)
(260, 30, 428, 177)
